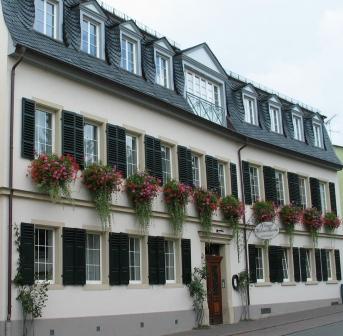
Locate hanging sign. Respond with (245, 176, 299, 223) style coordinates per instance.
(254, 222, 279, 240)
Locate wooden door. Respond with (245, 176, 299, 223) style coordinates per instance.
(206, 255, 223, 325)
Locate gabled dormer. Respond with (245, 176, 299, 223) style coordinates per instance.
(291, 105, 304, 141)
(119, 20, 143, 75)
(80, 1, 107, 59)
(312, 114, 324, 148)
(34, 0, 63, 40)
(242, 84, 258, 126)
(153, 37, 175, 89)
(181, 43, 227, 126)
(268, 95, 283, 134)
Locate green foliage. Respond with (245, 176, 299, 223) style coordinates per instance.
(252, 200, 276, 224)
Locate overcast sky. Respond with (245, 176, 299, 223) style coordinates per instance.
(103, 0, 343, 146)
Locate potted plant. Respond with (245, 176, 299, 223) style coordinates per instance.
(252, 200, 276, 224)
(28, 153, 79, 202)
(193, 189, 219, 235)
(323, 212, 341, 233)
(83, 163, 123, 229)
(220, 195, 244, 240)
(126, 172, 161, 231)
(163, 180, 193, 235)
(302, 208, 323, 244)
(279, 204, 302, 245)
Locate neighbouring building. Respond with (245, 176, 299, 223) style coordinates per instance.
(0, 1, 342, 336)
(334, 145, 343, 216)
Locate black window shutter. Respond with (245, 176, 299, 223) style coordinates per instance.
(181, 239, 192, 284)
(315, 249, 322, 281)
(63, 228, 86, 285)
(335, 250, 342, 281)
(62, 110, 84, 168)
(263, 166, 277, 203)
(106, 124, 127, 178)
(145, 135, 163, 183)
(109, 233, 121, 285)
(119, 233, 129, 285)
(299, 248, 307, 282)
(148, 236, 158, 285)
(269, 246, 284, 283)
(242, 161, 252, 205)
(74, 229, 86, 285)
(20, 223, 35, 285)
(157, 237, 166, 284)
(320, 249, 328, 282)
(293, 247, 301, 282)
(230, 163, 238, 199)
(288, 172, 301, 206)
(329, 183, 337, 215)
(310, 177, 321, 212)
(205, 155, 219, 193)
(248, 244, 257, 283)
(177, 146, 193, 186)
(21, 98, 36, 160)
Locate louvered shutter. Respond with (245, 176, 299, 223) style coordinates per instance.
(62, 111, 84, 168)
(21, 98, 36, 160)
(315, 249, 322, 281)
(148, 236, 158, 284)
(288, 172, 301, 206)
(248, 245, 257, 283)
(310, 177, 321, 211)
(109, 233, 121, 285)
(63, 228, 75, 285)
(329, 183, 337, 215)
(230, 163, 238, 199)
(157, 237, 166, 284)
(20, 223, 35, 285)
(293, 247, 301, 282)
(299, 248, 307, 282)
(263, 166, 277, 203)
(335, 250, 341, 281)
(177, 146, 193, 186)
(119, 233, 129, 285)
(106, 124, 127, 177)
(145, 135, 163, 183)
(181, 239, 192, 284)
(205, 155, 219, 193)
(269, 246, 284, 283)
(242, 161, 252, 205)
(320, 249, 328, 282)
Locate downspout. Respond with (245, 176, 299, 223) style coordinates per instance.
(237, 141, 250, 307)
(7, 46, 26, 324)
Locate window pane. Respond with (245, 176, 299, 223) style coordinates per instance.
(86, 234, 101, 282)
(275, 171, 285, 206)
(256, 248, 264, 281)
(35, 109, 53, 155)
(165, 240, 175, 281)
(84, 123, 98, 166)
(34, 228, 54, 282)
(129, 238, 141, 282)
(249, 166, 260, 203)
(218, 164, 226, 197)
(161, 145, 172, 183)
(126, 135, 138, 176)
(191, 155, 200, 187)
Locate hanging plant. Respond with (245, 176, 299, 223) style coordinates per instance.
(252, 200, 276, 224)
(163, 180, 193, 234)
(126, 172, 161, 231)
(323, 212, 341, 233)
(83, 163, 123, 229)
(28, 153, 79, 202)
(279, 204, 302, 245)
(302, 208, 323, 244)
(220, 195, 244, 240)
(193, 189, 219, 235)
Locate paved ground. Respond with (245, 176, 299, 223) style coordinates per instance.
(165, 305, 343, 336)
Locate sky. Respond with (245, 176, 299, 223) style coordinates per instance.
(102, 0, 343, 145)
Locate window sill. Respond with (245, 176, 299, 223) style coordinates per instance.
(48, 284, 64, 290)
(327, 280, 338, 284)
(84, 284, 110, 291)
(254, 282, 272, 287)
(165, 283, 184, 288)
(305, 281, 318, 286)
(127, 283, 149, 289)
(281, 282, 296, 286)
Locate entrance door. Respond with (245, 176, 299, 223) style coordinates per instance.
(206, 255, 223, 325)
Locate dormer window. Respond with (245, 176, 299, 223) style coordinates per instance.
(34, 0, 62, 39)
(269, 97, 283, 134)
(81, 18, 99, 57)
(156, 53, 169, 88)
(242, 86, 258, 126)
(292, 109, 304, 141)
(313, 120, 323, 148)
(153, 38, 174, 89)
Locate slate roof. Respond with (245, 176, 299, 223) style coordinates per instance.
(1, 0, 341, 169)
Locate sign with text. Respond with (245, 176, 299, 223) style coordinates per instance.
(254, 222, 279, 240)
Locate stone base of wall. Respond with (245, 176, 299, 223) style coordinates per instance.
(7, 310, 195, 336)
(233, 297, 342, 322)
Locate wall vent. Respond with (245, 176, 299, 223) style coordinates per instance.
(96, 326, 101, 332)
(50, 330, 55, 336)
(140, 322, 144, 328)
(261, 307, 271, 314)
(331, 301, 339, 306)
(175, 319, 178, 325)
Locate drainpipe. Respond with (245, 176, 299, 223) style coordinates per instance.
(7, 46, 26, 326)
(237, 142, 250, 307)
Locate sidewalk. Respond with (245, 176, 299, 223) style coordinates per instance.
(165, 305, 343, 336)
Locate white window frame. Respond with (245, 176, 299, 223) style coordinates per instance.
(299, 177, 308, 209)
(325, 250, 333, 281)
(282, 248, 289, 282)
(161, 144, 172, 183)
(313, 121, 323, 148)
(292, 111, 304, 141)
(164, 240, 176, 284)
(305, 249, 312, 281)
(121, 34, 138, 74)
(249, 165, 260, 203)
(34, 227, 55, 284)
(84, 122, 99, 166)
(191, 154, 201, 187)
(269, 104, 283, 134)
(35, 108, 55, 156)
(319, 182, 328, 213)
(155, 52, 171, 88)
(218, 162, 226, 197)
(86, 233, 102, 284)
(242, 87, 258, 126)
(126, 134, 139, 176)
(275, 170, 286, 206)
(81, 17, 100, 57)
(256, 247, 265, 282)
(129, 237, 142, 284)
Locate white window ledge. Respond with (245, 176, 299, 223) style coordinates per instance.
(165, 283, 184, 289)
(83, 284, 110, 291)
(48, 284, 64, 290)
(327, 280, 339, 284)
(127, 283, 149, 289)
(281, 282, 297, 286)
(254, 282, 272, 287)
(305, 281, 318, 286)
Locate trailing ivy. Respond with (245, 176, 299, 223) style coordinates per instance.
(279, 204, 302, 245)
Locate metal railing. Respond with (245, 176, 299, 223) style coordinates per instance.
(186, 92, 225, 126)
